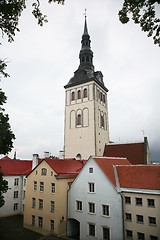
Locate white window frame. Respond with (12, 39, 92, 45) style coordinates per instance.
(13, 203, 18, 211)
(51, 183, 55, 193)
(33, 181, 37, 191)
(38, 199, 43, 209)
(14, 178, 19, 186)
(39, 182, 44, 192)
(88, 223, 96, 237)
(76, 200, 82, 211)
(14, 191, 19, 199)
(50, 201, 55, 212)
(88, 182, 95, 193)
(102, 226, 111, 240)
(88, 202, 95, 214)
(102, 204, 110, 217)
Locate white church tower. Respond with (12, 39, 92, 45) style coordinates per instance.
(64, 17, 109, 160)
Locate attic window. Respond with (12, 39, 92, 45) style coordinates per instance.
(41, 168, 47, 176)
(89, 167, 93, 173)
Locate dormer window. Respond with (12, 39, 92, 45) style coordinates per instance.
(84, 88, 87, 98)
(41, 168, 47, 176)
(71, 92, 75, 101)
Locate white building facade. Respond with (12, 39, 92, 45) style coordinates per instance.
(67, 157, 125, 240)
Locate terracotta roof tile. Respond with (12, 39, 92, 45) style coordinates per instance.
(93, 157, 131, 187)
(103, 142, 144, 164)
(0, 156, 32, 176)
(116, 165, 160, 190)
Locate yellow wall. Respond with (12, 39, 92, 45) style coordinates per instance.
(24, 160, 74, 236)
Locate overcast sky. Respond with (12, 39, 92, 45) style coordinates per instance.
(1, 0, 160, 162)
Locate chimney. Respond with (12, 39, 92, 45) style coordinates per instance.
(44, 151, 50, 159)
(59, 150, 64, 159)
(32, 154, 39, 170)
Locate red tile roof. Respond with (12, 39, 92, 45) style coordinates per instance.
(103, 142, 144, 164)
(0, 156, 32, 176)
(45, 158, 86, 176)
(93, 157, 131, 187)
(116, 165, 160, 190)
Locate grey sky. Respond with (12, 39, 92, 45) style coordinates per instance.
(1, 0, 160, 161)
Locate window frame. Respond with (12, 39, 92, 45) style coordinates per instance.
(14, 191, 19, 199)
(147, 199, 155, 208)
(50, 220, 54, 231)
(38, 199, 43, 209)
(39, 182, 44, 192)
(32, 197, 36, 208)
(14, 178, 19, 186)
(102, 204, 110, 217)
(136, 197, 142, 206)
(136, 214, 144, 224)
(126, 230, 133, 239)
(83, 88, 88, 98)
(137, 232, 145, 240)
(88, 223, 96, 237)
(41, 168, 47, 176)
(76, 200, 82, 211)
(13, 203, 18, 211)
(33, 181, 37, 191)
(38, 216, 43, 228)
(50, 201, 55, 212)
(71, 91, 75, 101)
(88, 202, 95, 214)
(31, 215, 35, 226)
(125, 213, 132, 221)
(148, 216, 156, 226)
(125, 196, 131, 204)
(88, 182, 95, 193)
(51, 183, 55, 194)
(77, 90, 81, 99)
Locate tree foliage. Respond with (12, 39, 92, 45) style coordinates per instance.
(119, 0, 160, 46)
(0, 171, 8, 208)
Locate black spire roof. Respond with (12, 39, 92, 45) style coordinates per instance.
(64, 17, 108, 92)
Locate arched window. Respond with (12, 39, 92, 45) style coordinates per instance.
(71, 92, 75, 101)
(77, 90, 81, 99)
(76, 154, 81, 160)
(41, 168, 47, 176)
(84, 88, 87, 98)
(101, 116, 104, 128)
(77, 114, 82, 125)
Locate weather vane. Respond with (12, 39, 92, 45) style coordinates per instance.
(84, 8, 87, 18)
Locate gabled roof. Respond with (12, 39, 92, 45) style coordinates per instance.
(93, 157, 131, 187)
(116, 165, 160, 190)
(0, 156, 32, 176)
(45, 158, 86, 176)
(27, 158, 87, 178)
(103, 142, 144, 165)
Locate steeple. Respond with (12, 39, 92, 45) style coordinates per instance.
(64, 16, 108, 93)
(79, 16, 94, 71)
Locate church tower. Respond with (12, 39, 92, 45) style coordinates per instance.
(64, 17, 109, 160)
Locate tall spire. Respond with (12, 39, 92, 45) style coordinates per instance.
(79, 15, 94, 70)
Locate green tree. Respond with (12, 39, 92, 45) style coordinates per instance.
(119, 0, 160, 46)
(0, 171, 8, 208)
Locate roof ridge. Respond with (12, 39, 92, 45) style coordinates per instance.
(106, 141, 144, 146)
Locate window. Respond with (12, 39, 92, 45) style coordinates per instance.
(39, 199, 43, 209)
(51, 171, 53, 176)
(88, 202, 95, 214)
(22, 204, 24, 212)
(89, 167, 93, 173)
(13, 203, 18, 211)
(136, 215, 144, 224)
(36, 171, 38, 175)
(103, 227, 110, 240)
(71, 92, 75, 100)
(137, 232, 145, 240)
(77, 90, 81, 99)
(76, 201, 82, 211)
(23, 190, 26, 199)
(23, 178, 26, 186)
(100, 92, 102, 101)
(51, 183, 55, 193)
(103, 94, 105, 103)
(33, 181, 37, 191)
(40, 182, 44, 192)
(102, 205, 109, 216)
(32, 198, 36, 208)
(150, 236, 158, 240)
(32, 215, 35, 226)
(50, 201, 55, 212)
(88, 183, 95, 193)
(38, 216, 43, 228)
(136, 197, 142, 206)
(148, 199, 155, 208)
(14, 191, 19, 199)
(77, 114, 82, 125)
(89, 223, 95, 237)
(83, 88, 87, 98)
(101, 115, 104, 128)
(41, 168, 47, 175)
(149, 217, 156, 226)
(126, 230, 133, 239)
(125, 213, 132, 221)
(125, 196, 131, 204)
(14, 178, 19, 186)
(50, 220, 54, 231)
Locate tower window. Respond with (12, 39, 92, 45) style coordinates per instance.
(77, 114, 82, 125)
(71, 92, 75, 101)
(77, 90, 81, 99)
(82, 56, 85, 63)
(84, 88, 87, 98)
(101, 116, 104, 128)
(86, 56, 89, 62)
